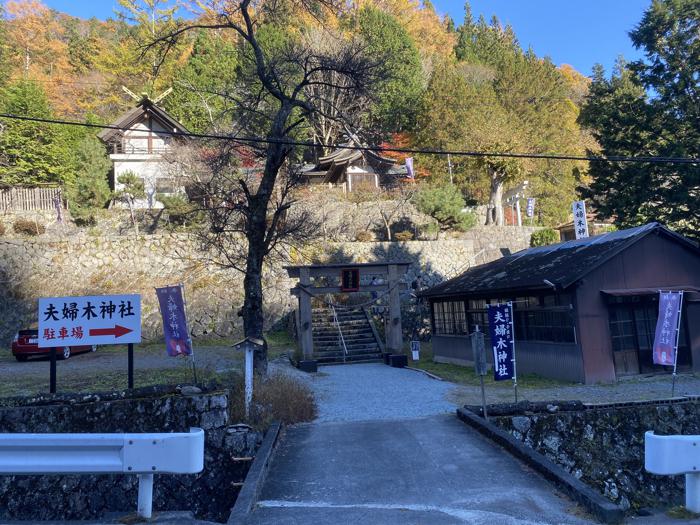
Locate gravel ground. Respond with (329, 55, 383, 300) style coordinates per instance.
(448, 372, 700, 406)
(0, 344, 239, 377)
(271, 361, 459, 422)
(269, 359, 700, 423)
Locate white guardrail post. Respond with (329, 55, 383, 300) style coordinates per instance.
(645, 430, 700, 512)
(0, 428, 204, 519)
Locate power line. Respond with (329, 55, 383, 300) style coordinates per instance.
(0, 112, 698, 165)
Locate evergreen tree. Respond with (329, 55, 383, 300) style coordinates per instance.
(357, 6, 423, 135)
(66, 135, 112, 222)
(580, 0, 699, 236)
(0, 80, 69, 185)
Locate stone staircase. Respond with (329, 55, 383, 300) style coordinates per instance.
(312, 307, 384, 364)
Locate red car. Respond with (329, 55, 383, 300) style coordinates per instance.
(11, 330, 97, 362)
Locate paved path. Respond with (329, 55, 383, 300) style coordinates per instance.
(249, 415, 592, 524)
(249, 363, 595, 524)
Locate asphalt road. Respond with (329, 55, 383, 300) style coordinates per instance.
(249, 414, 594, 524)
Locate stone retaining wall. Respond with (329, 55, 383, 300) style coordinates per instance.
(490, 399, 700, 512)
(0, 226, 535, 345)
(0, 385, 262, 522)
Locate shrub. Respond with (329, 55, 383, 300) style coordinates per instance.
(159, 194, 202, 227)
(13, 218, 45, 236)
(229, 372, 317, 429)
(414, 184, 476, 231)
(419, 222, 439, 240)
(355, 230, 374, 242)
(394, 230, 414, 241)
(530, 228, 559, 247)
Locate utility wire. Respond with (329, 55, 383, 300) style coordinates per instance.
(0, 112, 698, 165)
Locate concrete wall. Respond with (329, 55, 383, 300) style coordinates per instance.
(492, 399, 700, 512)
(0, 386, 262, 521)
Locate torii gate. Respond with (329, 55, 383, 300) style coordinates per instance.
(285, 262, 412, 361)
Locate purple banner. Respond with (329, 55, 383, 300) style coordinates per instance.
(526, 198, 535, 218)
(156, 285, 192, 357)
(488, 303, 515, 381)
(652, 291, 683, 366)
(405, 157, 415, 179)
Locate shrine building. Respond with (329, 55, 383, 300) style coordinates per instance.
(419, 223, 700, 384)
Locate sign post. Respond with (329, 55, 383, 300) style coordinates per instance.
(233, 337, 265, 419)
(410, 340, 420, 361)
(49, 347, 57, 394)
(488, 302, 518, 403)
(652, 290, 684, 396)
(471, 326, 488, 419)
(39, 294, 142, 393)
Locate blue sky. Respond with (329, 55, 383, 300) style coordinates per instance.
(41, 0, 651, 76)
(432, 0, 650, 75)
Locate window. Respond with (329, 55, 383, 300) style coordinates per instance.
(514, 309, 576, 343)
(156, 178, 176, 194)
(433, 301, 468, 335)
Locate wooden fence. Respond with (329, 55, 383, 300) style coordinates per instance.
(0, 187, 63, 212)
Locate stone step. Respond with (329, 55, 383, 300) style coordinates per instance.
(313, 315, 368, 323)
(315, 345, 380, 354)
(312, 330, 374, 339)
(317, 354, 383, 365)
(313, 332, 375, 340)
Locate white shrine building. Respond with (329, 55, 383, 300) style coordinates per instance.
(98, 96, 190, 209)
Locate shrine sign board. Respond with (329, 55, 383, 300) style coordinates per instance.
(38, 294, 142, 348)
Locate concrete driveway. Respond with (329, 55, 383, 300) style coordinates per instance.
(248, 414, 593, 524)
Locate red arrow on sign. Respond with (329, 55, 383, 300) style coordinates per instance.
(88, 325, 133, 338)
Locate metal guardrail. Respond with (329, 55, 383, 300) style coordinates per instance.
(0, 428, 204, 518)
(645, 430, 700, 512)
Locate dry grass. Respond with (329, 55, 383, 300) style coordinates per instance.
(229, 372, 317, 429)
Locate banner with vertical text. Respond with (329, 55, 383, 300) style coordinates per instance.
(488, 303, 515, 381)
(652, 291, 683, 366)
(156, 285, 193, 357)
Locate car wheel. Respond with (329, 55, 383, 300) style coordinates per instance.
(15, 355, 28, 362)
(60, 347, 71, 360)
(90, 345, 97, 352)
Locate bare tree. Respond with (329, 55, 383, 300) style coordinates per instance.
(302, 28, 371, 157)
(147, 0, 380, 372)
(377, 185, 417, 241)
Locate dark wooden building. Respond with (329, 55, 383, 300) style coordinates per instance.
(420, 223, 700, 383)
(301, 147, 407, 193)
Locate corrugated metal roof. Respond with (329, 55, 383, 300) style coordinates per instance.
(420, 223, 699, 299)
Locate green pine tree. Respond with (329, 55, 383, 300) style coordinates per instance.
(580, 0, 699, 236)
(0, 80, 70, 185)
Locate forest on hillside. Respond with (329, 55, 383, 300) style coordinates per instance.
(0, 0, 697, 235)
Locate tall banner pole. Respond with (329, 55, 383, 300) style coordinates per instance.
(671, 291, 684, 397)
(509, 301, 518, 403)
(180, 283, 198, 385)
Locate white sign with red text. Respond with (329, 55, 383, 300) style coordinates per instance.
(38, 294, 142, 348)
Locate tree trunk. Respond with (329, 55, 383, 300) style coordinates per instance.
(128, 199, 139, 235)
(242, 238, 267, 374)
(486, 172, 505, 226)
(240, 104, 292, 375)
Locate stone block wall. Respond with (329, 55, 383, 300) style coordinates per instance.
(491, 400, 700, 512)
(0, 226, 535, 346)
(0, 386, 262, 522)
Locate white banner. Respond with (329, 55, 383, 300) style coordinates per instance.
(572, 201, 589, 239)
